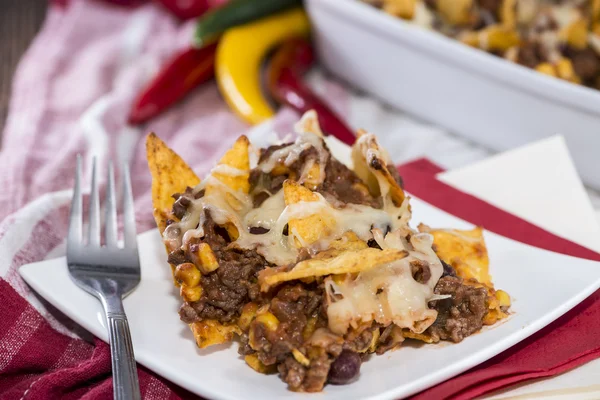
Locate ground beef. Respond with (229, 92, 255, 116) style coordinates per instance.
(171, 186, 202, 219)
(304, 353, 333, 392)
(252, 284, 323, 365)
(278, 357, 306, 391)
(191, 246, 266, 322)
(343, 328, 373, 353)
(258, 143, 293, 164)
(517, 41, 543, 68)
(277, 348, 341, 392)
(270, 285, 312, 345)
(178, 303, 197, 324)
(566, 47, 600, 82)
(427, 276, 488, 342)
(167, 249, 189, 266)
(319, 158, 381, 208)
(248, 283, 345, 392)
(177, 214, 269, 324)
(250, 142, 381, 209)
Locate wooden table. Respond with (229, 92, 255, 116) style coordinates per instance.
(0, 0, 47, 133)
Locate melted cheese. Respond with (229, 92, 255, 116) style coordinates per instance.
(326, 233, 443, 335)
(244, 190, 286, 230)
(258, 131, 329, 186)
(164, 128, 413, 265)
(163, 118, 446, 339)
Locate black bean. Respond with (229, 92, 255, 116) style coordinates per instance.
(367, 239, 381, 249)
(172, 195, 191, 219)
(328, 350, 361, 385)
(249, 226, 269, 235)
(441, 260, 457, 277)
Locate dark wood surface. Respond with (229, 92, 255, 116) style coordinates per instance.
(0, 0, 48, 133)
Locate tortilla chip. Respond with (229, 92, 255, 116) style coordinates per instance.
(204, 136, 251, 239)
(402, 330, 436, 344)
(294, 109, 324, 137)
(146, 133, 200, 234)
(302, 162, 324, 190)
(313, 232, 368, 260)
(190, 319, 241, 349)
(208, 135, 250, 195)
(419, 225, 492, 286)
(351, 130, 405, 206)
(283, 180, 335, 247)
(259, 248, 408, 291)
(419, 224, 509, 323)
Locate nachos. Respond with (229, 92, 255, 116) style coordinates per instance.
(146, 111, 510, 392)
(366, 0, 600, 89)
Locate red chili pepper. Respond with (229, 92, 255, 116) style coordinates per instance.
(153, 0, 228, 20)
(266, 38, 356, 145)
(128, 43, 217, 125)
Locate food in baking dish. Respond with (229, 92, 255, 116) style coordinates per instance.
(364, 0, 600, 89)
(146, 111, 510, 392)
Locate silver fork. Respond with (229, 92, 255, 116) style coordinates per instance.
(67, 156, 141, 400)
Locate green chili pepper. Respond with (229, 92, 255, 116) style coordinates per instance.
(194, 0, 302, 47)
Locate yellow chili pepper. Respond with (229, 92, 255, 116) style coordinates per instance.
(215, 8, 310, 125)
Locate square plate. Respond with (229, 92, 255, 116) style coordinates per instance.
(19, 197, 600, 400)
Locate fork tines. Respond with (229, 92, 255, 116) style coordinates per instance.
(68, 156, 137, 250)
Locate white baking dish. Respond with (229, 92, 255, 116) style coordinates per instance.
(306, 0, 600, 189)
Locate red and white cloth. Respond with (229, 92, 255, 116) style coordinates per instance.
(2, 1, 600, 399)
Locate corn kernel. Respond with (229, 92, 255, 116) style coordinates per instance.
(255, 312, 280, 332)
(560, 18, 588, 50)
(303, 316, 318, 341)
(459, 31, 480, 48)
(244, 354, 276, 374)
(368, 328, 381, 353)
(556, 58, 581, 83)
(302, 163, 323, 191)
(500, 0, 516, 29)
(484, 25, 520, 51)
(482, 310, 499, 325)
(383, 0, 416, 20)
(223, 221, 239, 241)
(180, 285, 202, 302)
(292, 348, 310, 367)
(437, 0, 473, 25)
(495, 289, 511, 307)
(174, 263, 201, 287)
(332, 274, 347, 285)
(238, 302, 258, 332)
(594, 0, 600, 20)
(535, 63, 556, 77)
(197, 243, 219, 274)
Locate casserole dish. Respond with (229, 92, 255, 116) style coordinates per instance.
(306, 0, 600, 189)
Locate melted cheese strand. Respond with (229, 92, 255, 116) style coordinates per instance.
(326, 233, 443, 335)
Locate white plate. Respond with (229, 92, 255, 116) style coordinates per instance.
(19, 197, 600, 400)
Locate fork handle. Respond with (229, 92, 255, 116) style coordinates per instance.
(102, 296, 141, 400)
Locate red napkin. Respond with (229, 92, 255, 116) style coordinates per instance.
(399, 159, 600, 400)
(1, 158, 600, 399)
